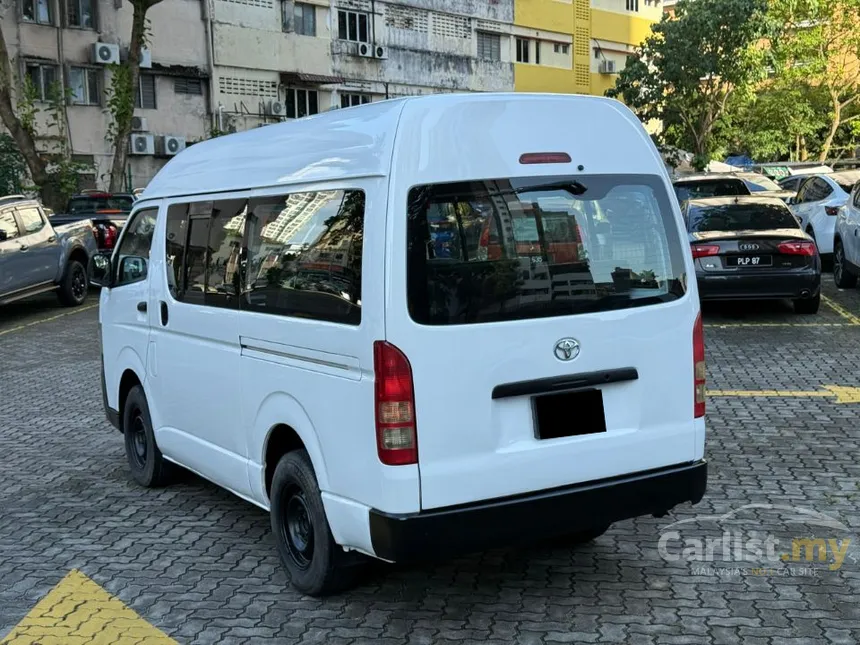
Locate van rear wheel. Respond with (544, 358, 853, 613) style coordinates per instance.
(271, 450, 360, 596)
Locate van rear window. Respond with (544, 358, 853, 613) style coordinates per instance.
(406, 175, 687, 325)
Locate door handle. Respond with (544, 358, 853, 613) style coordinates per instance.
(47, 236, 56, 242)
(18, 244, 28, 251)
(160, 301, 169, 326)
(137, 301, 147, 313)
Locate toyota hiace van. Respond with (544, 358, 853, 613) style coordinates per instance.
(93, 93, 707, 595)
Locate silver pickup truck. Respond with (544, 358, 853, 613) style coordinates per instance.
(0, 195, 98, 307)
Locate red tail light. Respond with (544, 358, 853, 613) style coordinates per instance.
(373, 341, 418, 466)
(691, 244, 720, 259)
(825, 206, 839, 216)
(777, 240, 816, 256)
(693, 312, 705, 418)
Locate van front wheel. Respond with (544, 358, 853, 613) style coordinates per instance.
(271, 450, 359, 596)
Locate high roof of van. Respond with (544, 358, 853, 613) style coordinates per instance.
(141, 92, 658, 201)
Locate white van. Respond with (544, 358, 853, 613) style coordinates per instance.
(93, 93, 707, 596)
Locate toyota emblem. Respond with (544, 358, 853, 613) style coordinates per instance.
(554, 338, 580, 361)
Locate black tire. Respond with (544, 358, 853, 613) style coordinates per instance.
(122, 385, 174, 487)
(270, 450, 360, 596)
(543, 524, 610, 548)
(57, 259, 88, 306)
(834, 241, 858, 289)
(793, 292, 821, 315)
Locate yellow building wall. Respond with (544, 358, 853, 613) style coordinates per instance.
(590, 10, 655, 47)
(590, 72, 617, 97)
(515, 64, 579, 94)
(515, 0, 575, 32)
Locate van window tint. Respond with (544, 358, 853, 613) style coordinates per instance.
(164, 199, 248, 308)
(244, 190, 364, 324)
(406, 175, 686, 325)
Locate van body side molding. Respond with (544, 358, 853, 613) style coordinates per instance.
(491, 367, 639, 399)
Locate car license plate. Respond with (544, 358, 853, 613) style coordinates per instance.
(727, 255, 771, 267)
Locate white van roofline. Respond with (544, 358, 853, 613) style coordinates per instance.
(141, 92, 633, 201)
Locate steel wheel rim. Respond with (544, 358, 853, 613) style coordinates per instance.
(129, 412, 147, 469)
(72, 266, 87, 299)
(281, 486, 314, 570)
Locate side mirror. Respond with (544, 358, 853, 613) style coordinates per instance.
(0, 230, 7, 242)
(89, 253, 112, 287)
(119, 255, 147, 283)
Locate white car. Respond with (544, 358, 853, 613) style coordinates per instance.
(834, 181, 860, 288)
(790, 171, 860, 256)
(91, 93, 707, 596)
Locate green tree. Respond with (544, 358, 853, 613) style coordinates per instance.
(608, 0, 771, 169)
(106, 0, 164, 192)
(768, 0, 860, 161)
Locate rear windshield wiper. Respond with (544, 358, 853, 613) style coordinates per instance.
(512, 181, 587, 196)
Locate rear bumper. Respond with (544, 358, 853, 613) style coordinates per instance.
(368, 460, 707, 563)
(697, 269, 820, 301)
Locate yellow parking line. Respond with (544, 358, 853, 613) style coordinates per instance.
(0, 303, 98, 338)
(0, 570, 177, 644)
(708, 385, 860, 404)
(821, 295, 860, 325)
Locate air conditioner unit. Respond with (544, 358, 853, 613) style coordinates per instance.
(356, 42, 373, 58)
(267, 100, 286, 117)
(373, 45, 388, 60)
(131, 116, 148, 131)
(598, 60, 617, 74)
(139, 48, 152, 69)
(129, 133, 155, 155)
(90, 42, 120, 65)
(158, 135, 186, 156)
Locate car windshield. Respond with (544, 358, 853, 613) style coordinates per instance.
(674, 179, 748, 202)
(743, 176, 783, 192)
(688, 203, 799, 232)
(406, 174, 687, 325)
(67, 195, 134, 213)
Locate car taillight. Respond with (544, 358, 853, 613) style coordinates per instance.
(693, 312, 705, 418)
(103, 225, 117, 249)
(825, 206, 839, 216)
(777, 240, 816, 256)
(691, 244, 720, 259)
(519, 152, 572, 165)
(373, 341, 418, 466)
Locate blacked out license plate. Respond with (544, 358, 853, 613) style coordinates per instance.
(726, 255, 772, 267)
(533, 389, 607, 440)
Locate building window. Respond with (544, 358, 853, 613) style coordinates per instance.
(626, 0, 639, 10)
(66, 0, 94, 28)
(22, 0, 52, 25)
(535, 41, 541, 65)
(477, 32, 501, 61)
(554, 43, 570, 55)
(68, 67, 100, 105)
(288, 2, 316, 36)
(594, 47, 600, 59)
(338, 9, 369, 43)
(25, 63, 57, 101)
(135, 75, 156, 109)
(516, 38, 530, 63)
(285, 88, 318, 118)
(174, 77, 203, 95)
(340, 93, 371, 108)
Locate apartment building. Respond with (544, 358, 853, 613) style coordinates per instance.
(211, 0, 515, 131)
(3, 0, 210, 189)
(513, 0, 662, 96)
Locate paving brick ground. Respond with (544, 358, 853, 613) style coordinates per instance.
(1, 284, 860, 644)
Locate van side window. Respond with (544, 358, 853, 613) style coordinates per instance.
(165, 199, 248, 308)
(244, 189, 364, 325)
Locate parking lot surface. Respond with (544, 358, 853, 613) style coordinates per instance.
(1, 285, 860, 644)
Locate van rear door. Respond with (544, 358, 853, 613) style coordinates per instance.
(387, 173, 700, 510)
